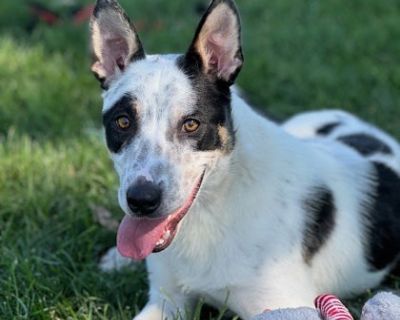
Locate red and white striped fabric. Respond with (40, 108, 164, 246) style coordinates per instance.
(315, 294, 354, 320)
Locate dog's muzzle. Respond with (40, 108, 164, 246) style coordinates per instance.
(117, 171, 205, 260)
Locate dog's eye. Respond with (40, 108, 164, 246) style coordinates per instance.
(182, 119, 200, 133)
(116, 116, 130, 130)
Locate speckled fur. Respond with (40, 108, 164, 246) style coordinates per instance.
(91, 1, 400, 319)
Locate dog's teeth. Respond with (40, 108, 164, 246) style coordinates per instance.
(156, 231, 172, 247)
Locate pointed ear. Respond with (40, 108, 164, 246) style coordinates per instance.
(184, 0, 243, 85)
(90, 0, 145, 89)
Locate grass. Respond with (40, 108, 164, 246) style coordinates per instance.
(0, 0, 399, 318)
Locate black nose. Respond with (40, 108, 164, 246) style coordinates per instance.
(126, 181, 162, 216)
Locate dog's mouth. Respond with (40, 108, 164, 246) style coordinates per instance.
(116, 172, 205, 260)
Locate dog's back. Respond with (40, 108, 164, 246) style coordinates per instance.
(283, 109, 400, 174)
(283, 108, 400, 274)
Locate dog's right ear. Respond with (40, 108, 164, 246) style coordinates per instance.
(90, 0, 145, 89)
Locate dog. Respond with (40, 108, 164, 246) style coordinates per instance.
(89, 0, 400, 319)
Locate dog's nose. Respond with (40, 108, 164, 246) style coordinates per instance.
(126, 181, 162, 216)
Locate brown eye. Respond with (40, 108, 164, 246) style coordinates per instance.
(182, 119, 200, 133)
(116, 116, 130, 129)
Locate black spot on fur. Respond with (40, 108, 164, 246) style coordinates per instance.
(365, 162, 400, 271)
(176, 55, 235, 152)
(337, 133, 392, 156)
(302, 187, 336, 264)
(316, 122, 341, 136)
(102, 94, 138, 153)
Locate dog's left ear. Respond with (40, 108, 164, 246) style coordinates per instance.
(184, 0, 243, 85)
(90, 0, 145, 89)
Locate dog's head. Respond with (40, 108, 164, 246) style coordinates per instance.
(90, 0, 243, 260)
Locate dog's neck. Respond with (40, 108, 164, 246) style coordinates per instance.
(173, 91, 311, 265)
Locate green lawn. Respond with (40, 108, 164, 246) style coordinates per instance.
(0, 0, 399, 319)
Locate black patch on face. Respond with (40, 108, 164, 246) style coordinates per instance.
(365, 162, 400, 271)
(176, 55, 235, 152)
(102, 94, 138, 153)
(302, 187, 336, 264)
(316, 122, 341, 136)
(337, 133, 392, 156)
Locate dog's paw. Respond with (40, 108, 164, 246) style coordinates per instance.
(132, 303, 174, 320)
(99, 247, 138, 272)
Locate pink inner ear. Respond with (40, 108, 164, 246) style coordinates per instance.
(104, 37, 129, 73)
(207, 33, 241, 81)
(207, 34, 225, 69)
(92, 35, 130, 81)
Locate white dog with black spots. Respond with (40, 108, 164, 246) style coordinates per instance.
(90, 0, 400, 319)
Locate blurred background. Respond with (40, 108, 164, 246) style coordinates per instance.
(0, 0, 399, 319)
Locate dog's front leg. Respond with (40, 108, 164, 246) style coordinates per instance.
(133, 290, 191, 320)
(133, 303, 166, 320)
(133, 257, 193, 320)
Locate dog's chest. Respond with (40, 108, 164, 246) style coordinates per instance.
(173, 253, 259, 309)
(167, 228, 271, 296)
(165, 187, 300, 294)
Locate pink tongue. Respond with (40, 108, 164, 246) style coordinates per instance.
(117, 215, 169, 260)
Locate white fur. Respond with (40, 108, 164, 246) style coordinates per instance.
(102, 63, 398, 318)
(135, 94, 391, 319)
(92, 2, 400, 319)
(103, 55, 209, 219)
